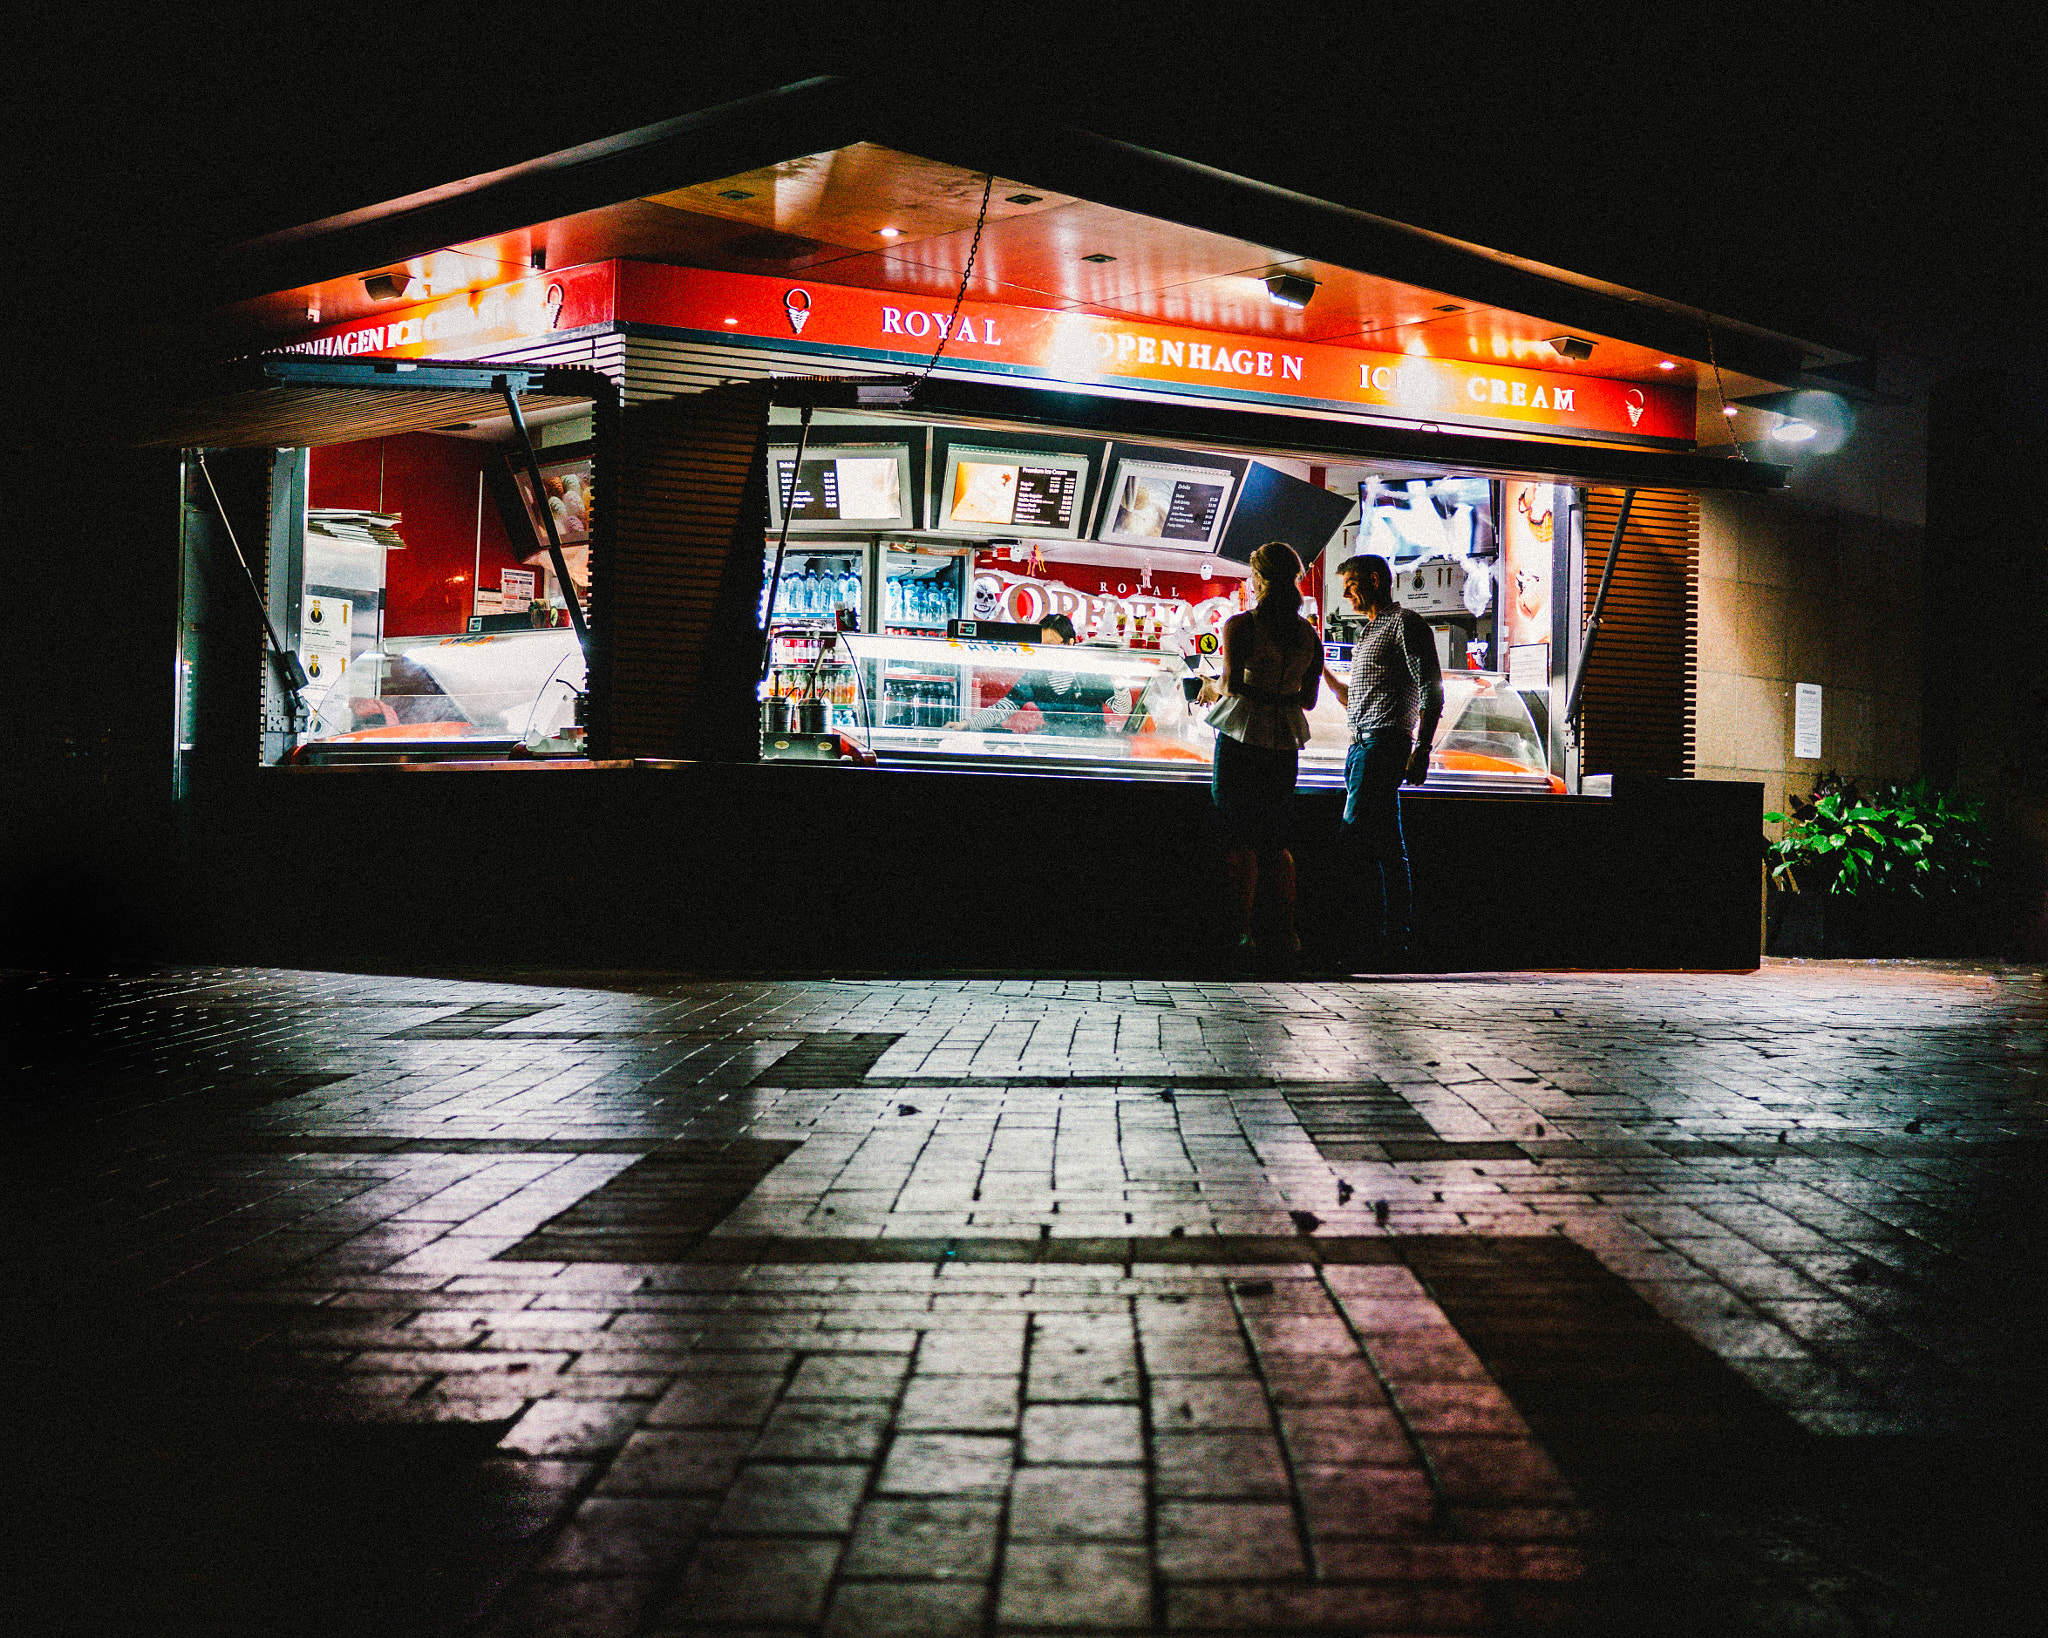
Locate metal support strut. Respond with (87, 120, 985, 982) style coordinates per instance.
(1564, 486, 1634, 744)
(195, 451, 309, 708)
(496, 378, 590, 654)
(760, 403, 815, 680)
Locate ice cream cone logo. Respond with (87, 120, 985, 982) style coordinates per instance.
(783, 288, 812, 335)
(1625, 388, 1645, 428)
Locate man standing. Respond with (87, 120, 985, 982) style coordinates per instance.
(1321, 555, 1443, 964)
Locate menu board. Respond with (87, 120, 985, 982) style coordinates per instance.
(775, 454, 904, 523)
(770, 444, 913, 528)
(937, 446, 1090, 540)
(1100, 459, 1235, 549)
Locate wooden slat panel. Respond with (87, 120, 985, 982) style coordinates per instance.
(1580, 486, 1698, 778)
(597, 383, 774, 761)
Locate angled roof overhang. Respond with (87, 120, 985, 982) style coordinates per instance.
(123, 356, 613, 449)
(207, 78, 1840, 397)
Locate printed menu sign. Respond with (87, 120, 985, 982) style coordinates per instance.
(1010, 466, 1079, 529)
(778, 455, 904, 522)
(952, 460, 1080, 530)
(777, 458, 840, 520)
(1160, 482, 1225, 541)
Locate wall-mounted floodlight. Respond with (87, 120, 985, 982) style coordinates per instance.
(1265, 273, 1318, 309)
(1733, 389, 1854, 453)
(1546, 335, 1596, 361)
(362, 271, 416, 302)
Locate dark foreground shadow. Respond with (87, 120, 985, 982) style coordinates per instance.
(7, 1299, 528, 1638)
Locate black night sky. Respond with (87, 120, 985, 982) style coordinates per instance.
(22, 3, 2037, 389)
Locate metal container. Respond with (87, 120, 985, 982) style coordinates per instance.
(793, 698, 828, 734)
(760, 696, 791, 735)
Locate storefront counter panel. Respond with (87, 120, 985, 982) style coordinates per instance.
(179, 764, 1761, 972)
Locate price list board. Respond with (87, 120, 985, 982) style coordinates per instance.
(1011, 466, 1079, 531)
(1161, 481, 1227, 542)
(776, 458, 842, 521)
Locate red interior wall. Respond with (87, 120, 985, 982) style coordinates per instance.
(308, 434, 525, 637)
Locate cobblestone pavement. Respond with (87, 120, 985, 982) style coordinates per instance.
(6, 961, 2047, 1636)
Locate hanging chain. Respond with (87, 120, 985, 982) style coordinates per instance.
(915, 173, 994, 389)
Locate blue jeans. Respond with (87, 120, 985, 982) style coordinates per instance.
(1343, 732, 1412, 947)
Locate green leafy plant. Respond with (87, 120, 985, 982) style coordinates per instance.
(1765, 775, 1992, 899)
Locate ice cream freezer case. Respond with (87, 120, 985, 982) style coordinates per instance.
(789, 633, 1561, 791)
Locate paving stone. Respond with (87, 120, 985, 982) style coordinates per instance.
(497, 1397, 647, 1455)
(712, 1461, 869, 1534)
(1149, 1377, 1274, 1430)
(1297, 1466, 1441, 1539)
(1277, 1404, 1416, 1466)
(788, 1352, 911, 1400)
(823, 1579, 986, 1637)
(1020, 1402, 1143, 1463)
(1166, 1582, 1494, 1631)
(1156, 1500, 1304, 1578)
(895, 1374, 1020, 1432)
(750, 1401, 894, 1461)
(1152, 1432, 1292, 1498)
(644, 1373, 783, 1429)
(878, 1433, 1015, 1495)
(530, 1496, 711, 1573)
(998, 1542, 1152, 1629)
(844, 1498, 1003, 1578)
(1006, 1465, 1148, 1542)
(658, 1535, 841, 1628)
(594, 1429, 752, 1495)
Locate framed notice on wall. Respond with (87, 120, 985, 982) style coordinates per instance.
(1794, 683, 1823, 759)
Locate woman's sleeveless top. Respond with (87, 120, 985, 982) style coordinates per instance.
(1207, 613, 1317, 750)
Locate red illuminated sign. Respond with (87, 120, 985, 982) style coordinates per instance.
(617, 265, 1693, 444)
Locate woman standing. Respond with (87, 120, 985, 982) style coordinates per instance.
(1205, 542, 1323, 963)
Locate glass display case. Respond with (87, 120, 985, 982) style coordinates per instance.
(835, 633, 1211, 778)
(823, 634, 1559, 791)
(291, 628, 586, 761)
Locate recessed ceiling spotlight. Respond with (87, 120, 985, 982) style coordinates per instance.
(1657, 359, 1677, 370)
(717, 189, 755, 201)
(1006, 193, 1043, 205)
(1770, 420, 1818, 443)
(1546, 335, 1596, 361)
(1722, 405, 1740, 417)
(878, 227, 902, 238)
(723, 317, 738, 325)
(1082, 252, 1117, 263)
(1434, 304, 1463, 313)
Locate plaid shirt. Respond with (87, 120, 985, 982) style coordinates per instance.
(1346, 604, 1444, 743)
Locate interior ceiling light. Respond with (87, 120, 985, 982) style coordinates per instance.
(1434, 304, 1463, 313)
(716, 189, 754, 200)
(1006, 193, 1043, 205)
(1082, 252, 1117, 263)
(1265, 273, 1318, 309)
(1546, 335, 1596, 361)
(1770, 421, 1818, 442)
(1657, 360, 1677, 370)
(877, 226, 902, 238)
(361, 271, 416, 302)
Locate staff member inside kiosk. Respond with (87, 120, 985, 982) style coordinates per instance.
(952, 614, 1118, 736)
